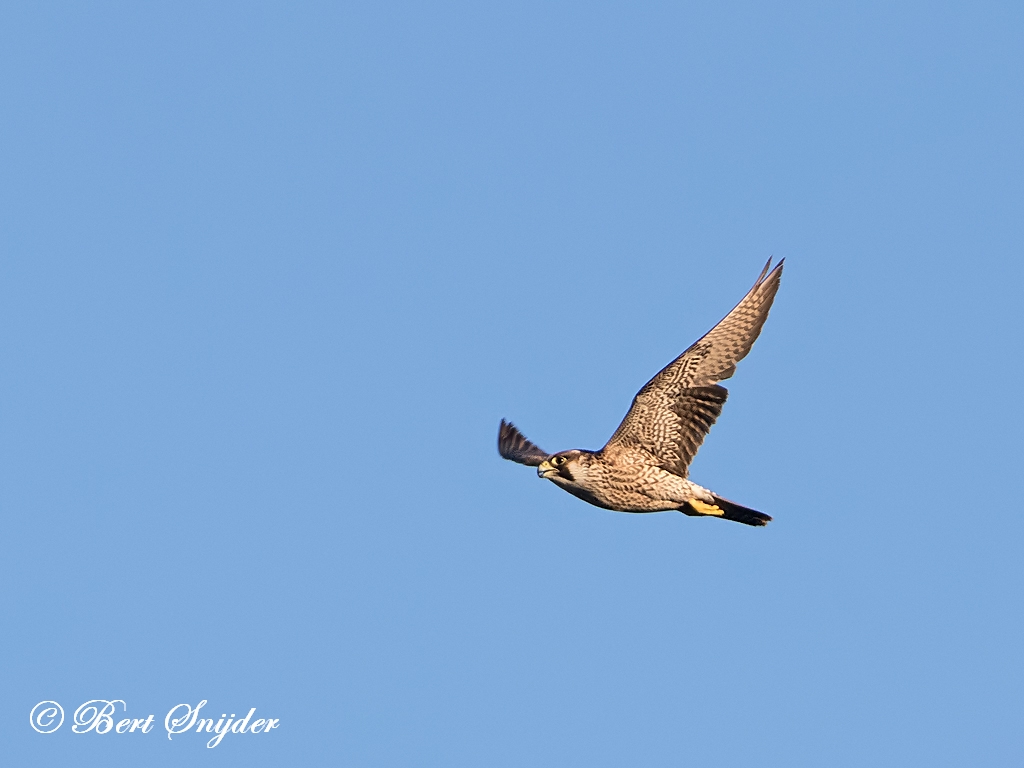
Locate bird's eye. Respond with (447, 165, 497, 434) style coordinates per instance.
(553, 456, 566, 466)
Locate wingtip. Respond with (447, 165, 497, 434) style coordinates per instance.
(498, 418, 512, 457)
(759, 257, 784, 282)
(497, 419, 550, 466)
(757, 257, 784, 290)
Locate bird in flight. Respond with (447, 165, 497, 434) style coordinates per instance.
(498, 259, 783, 526)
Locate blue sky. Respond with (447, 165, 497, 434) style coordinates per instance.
(1, 1, 1023, 765)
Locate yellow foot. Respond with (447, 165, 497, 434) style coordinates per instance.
(689, 499, 724, 516)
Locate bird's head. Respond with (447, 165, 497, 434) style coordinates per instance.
(537, 450, 589, 484)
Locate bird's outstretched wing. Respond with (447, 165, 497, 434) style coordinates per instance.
(604, 259, 783, 477)
(498, 419, 550, 466)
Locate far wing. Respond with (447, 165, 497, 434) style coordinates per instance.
(649, 257, 784, 390)
(604, 259, 783, 476)
(498, 419, 550, 466)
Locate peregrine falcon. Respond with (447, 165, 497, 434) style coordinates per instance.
(498, 259, 783, 526)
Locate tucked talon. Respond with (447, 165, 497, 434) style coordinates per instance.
(688, 499, 725, 516)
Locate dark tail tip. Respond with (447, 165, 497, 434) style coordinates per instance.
(715, 495, 772, 526)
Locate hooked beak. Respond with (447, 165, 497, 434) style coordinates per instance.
(537, 459, 557, 479)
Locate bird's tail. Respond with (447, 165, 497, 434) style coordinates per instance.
(681, 495, 772, 527)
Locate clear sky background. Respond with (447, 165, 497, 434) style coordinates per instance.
(1, 2, 1022, 766)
